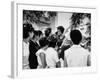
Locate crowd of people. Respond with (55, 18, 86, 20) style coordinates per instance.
(23, 23, 91, 69)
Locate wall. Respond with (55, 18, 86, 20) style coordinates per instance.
(56, 12, 72, 30)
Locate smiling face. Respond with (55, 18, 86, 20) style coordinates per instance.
(76, 17, 91, 38)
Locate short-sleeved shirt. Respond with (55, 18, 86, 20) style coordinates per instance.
(36, 49, 46, 68)
(64, 45, 90, 67)
(46, 47, 59, 68)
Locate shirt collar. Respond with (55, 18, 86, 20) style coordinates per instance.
(72, 45, 81, 48)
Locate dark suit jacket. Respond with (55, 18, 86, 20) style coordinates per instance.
(29, 40, 40, 69)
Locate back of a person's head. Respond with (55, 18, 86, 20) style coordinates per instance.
(34, 30, 40, 37)
(57, 26, 65, 34)
(39, 30, 43, 36)
(48, 36, 57, 48)
(39, 37, 48, 48)
(37, 30, 43, 37)
(23, 23, 34, 39)
(45, 28, 52, 37)
(70, 30, 82, 45)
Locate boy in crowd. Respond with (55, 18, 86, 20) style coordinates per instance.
(64, 30, 91, 67)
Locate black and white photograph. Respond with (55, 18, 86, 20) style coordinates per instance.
(23, 10, 91, 69)
(0, 0, 99, 79)
(11, 2, 97, 78)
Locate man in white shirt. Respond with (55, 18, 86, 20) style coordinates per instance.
(64, 30, 90, 67)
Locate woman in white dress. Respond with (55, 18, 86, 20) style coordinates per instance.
(36, 37, 48, 69)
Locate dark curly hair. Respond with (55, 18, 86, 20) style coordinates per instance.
(57, 26, 65, 34)
(39, 37, 48, 48)
(23, 23, 34, 39)
(45, 28, 52, 37)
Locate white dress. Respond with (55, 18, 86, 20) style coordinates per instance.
(36, 49, 46, 69)
(23, 41, 30, 69)
(46, 47, 59, 68)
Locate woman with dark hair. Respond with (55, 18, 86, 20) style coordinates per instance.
(36, 37, 48, 68)
(46, 36, 60, 68)
(23, 23, 34, 69)
(28, 30, 40, 69)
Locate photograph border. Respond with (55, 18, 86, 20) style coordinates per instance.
(11, 1, 97, 78)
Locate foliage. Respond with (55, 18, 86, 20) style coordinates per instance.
(23, 10, 57, 24)
(70, 13, 91, 29)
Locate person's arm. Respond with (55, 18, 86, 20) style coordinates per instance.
(64, 55, 68, 67)
(87, 54, 91, 66)
(54, 51, 61, 68)
(56, 61, 61, 68)
(39, 52, 47, 68)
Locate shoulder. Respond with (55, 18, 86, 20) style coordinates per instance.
(46, 47, 52, 51)
(65, 46, 72, 53)
(46, 47, 56, 53)
(80, 47, 90, 55)
(36, 49, 43, 55)
(64, 46, 73, 57)
(50, 47, 57, 52)
(23, 41, 29, 46)
(29, 40, 35, 45)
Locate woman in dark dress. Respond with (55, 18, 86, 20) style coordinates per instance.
(29, 31, 40, 69)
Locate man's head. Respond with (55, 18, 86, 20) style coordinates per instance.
(70, 30, 82, 45)
(45, 28, 52, 37)
(38, 30, 43, 40)
(57, 26, 65, 36)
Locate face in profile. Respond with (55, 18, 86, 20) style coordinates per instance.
(77, 17, 90, 37)
(29, 32, 34, 39)
(57, 29, 62, 36)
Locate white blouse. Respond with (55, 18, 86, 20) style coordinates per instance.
(36, 49, 46, 68)
(23, 41, 29, 69)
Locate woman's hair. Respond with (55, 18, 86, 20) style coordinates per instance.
(48, 35, 57, 48)
(39, 37, 48, 48)
(70, 30, 82, 45)
(38, 30, 43, 37)
(34, 30, 42, 37)
(23, 23, 34, 39)
(57, 26, 65, 34)
(45, 28, 52, 37)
